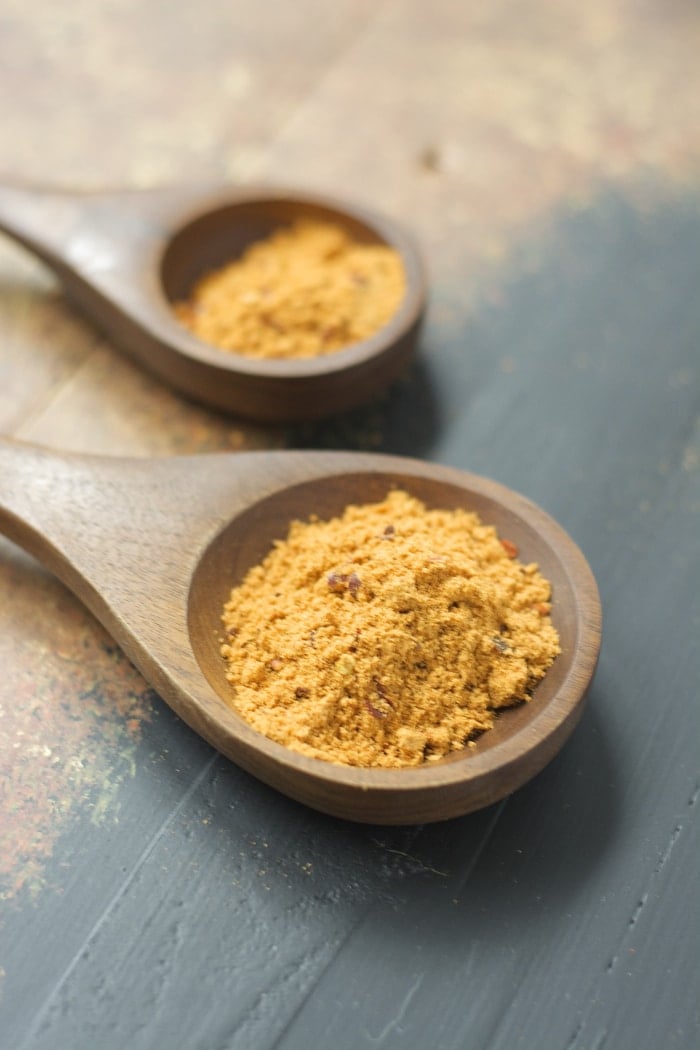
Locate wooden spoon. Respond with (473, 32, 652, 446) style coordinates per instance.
(0, 182, 426, 422)
(0, 439, 601, 824)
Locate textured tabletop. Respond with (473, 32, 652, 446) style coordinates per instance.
(1, 3, 699, 1048)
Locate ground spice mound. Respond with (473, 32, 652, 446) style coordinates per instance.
(174, 219, 406, 359)
(220, 490, 561, 768)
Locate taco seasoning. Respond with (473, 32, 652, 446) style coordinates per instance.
(174, 219, 406, 360)
(219, 490, 561, 769)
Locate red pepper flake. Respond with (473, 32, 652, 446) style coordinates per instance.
(295, 687, 310, 699)
(373, 677, 395, 710)
(364, 698, 387, 719)
(320, 324, 342, 345)
(327, 571, 361, 596)
(533, 602, 551, 616)
(501, 538, 519, 558)
(261, 312, 285, 333)
(348, 572, 361, 596)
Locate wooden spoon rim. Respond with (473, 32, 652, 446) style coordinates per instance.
(0, 441, 602, 820)
(186, 460, 602, 793)
(152, 184, 427, 378)
(148, 293, 423, 378)
(0, 182, 427, 419)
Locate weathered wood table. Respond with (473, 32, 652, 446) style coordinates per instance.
(1, 3, 698, 1047)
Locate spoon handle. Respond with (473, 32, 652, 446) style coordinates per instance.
(0, 438, 301, 695)
(0, 438, 393, 722)
(0, 183, 86, 268)
(0, 181, 188, 266)
(0, 439, 181, 632)
(0, 183, 164, 350)
(0, 182, 226, 390)
(0, 181, 214, 325)
(0, 437, 367, 636)
(0, 437, 273, 594)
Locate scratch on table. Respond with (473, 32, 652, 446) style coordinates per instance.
(16, 753, 218, 1050)
(222, 940, 335, 1050)
(567, 777, 699, 1041)
(365, 972, 424, 1045)
(370, 839, 449, 878)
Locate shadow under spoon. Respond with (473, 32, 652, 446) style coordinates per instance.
(0, 181, 426, 422)
(0, 439, 601, 824)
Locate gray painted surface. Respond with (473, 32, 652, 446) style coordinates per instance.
(3, 188, 699, 1050)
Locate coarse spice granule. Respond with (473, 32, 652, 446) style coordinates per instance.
(220, 490, 561, 768)
(174, 219, 406, 360)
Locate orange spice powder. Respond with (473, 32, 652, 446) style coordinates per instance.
(174, 219, 406, 360)
(220, 490, 560, 768)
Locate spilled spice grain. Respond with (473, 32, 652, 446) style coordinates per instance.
(174, 219, 406, 359)
(220, 490, 560, 768)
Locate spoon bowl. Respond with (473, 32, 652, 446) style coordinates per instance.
(0, 182, 426, 422)
(0, 439, 601, 824)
